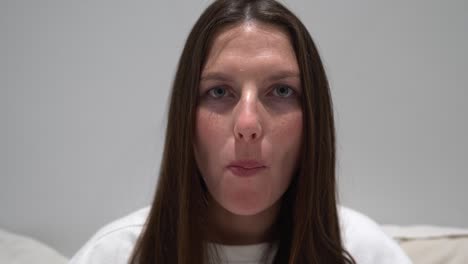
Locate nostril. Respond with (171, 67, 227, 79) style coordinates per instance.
(235, 129, 260, 141)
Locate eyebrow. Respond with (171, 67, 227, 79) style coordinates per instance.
(268, 70, 300, 81)
(200, 70, 300, 82)
(200, 72, 232, 82)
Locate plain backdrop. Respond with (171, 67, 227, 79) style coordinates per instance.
(2, 0, 467, 257)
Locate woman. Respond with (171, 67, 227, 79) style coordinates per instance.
(70, 0, 412, 263)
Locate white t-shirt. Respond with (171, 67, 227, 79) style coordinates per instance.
(69, 205, 412, 264)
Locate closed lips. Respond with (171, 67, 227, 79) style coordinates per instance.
(227, 160, 267, 177)
(227, 160, 266, 169)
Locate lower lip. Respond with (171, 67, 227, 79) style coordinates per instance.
(228, 166, 266, 177)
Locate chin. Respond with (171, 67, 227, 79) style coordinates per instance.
(222, 193, 272, 216)
(227, 206, 265, 216)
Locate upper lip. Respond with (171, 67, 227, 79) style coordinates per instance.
(227, 159, 267, 169)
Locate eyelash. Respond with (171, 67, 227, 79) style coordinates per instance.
(206, 84, 297, 99)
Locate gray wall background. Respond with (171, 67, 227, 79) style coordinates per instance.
(2, 0, 467, 258)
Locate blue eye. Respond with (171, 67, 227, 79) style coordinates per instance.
(272, 85, 294, 97)
(208, 87, 228, 98)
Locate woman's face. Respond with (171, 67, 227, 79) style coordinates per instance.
(194, 22, 303, 217)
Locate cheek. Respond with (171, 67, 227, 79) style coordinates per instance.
(287, 112, 303, 158)
(270, 111, 303, 177)
(194, 108, 227, 170)
(273, 111, 303, 146)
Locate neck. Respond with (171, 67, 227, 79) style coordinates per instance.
(206, 198, 281, 245)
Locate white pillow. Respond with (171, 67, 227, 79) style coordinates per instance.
(381, 225, 468, 264)
(0, 228, 67, 264)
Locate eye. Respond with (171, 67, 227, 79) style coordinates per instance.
(208, 86, 230, 98)
(272, 85, 294, 97)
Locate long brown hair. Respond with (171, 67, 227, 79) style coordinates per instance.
(129, 0, 356, 263)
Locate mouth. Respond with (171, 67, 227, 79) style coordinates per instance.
(228, 166, 266, 177)
(227, 160, 267, 177)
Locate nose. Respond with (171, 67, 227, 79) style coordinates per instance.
(233, 92, 263, 143)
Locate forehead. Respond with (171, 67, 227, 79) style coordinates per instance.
(203, 21, 299, 73)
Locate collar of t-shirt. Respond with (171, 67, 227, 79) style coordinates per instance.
(207, 241, 278, 263)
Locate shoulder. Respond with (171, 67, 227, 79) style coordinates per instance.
(337, 205, 413, 264)
(69, 206, 151, 264)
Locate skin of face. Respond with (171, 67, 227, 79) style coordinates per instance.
(194, 21, 303, 244)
